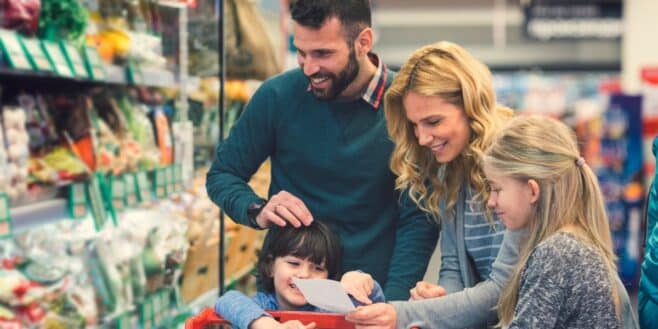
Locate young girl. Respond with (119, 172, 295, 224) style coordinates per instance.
(215, 220, 384, 329)
(482, 115, 630, 328)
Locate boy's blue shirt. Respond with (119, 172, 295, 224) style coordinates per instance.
(215, 280, 385, 329)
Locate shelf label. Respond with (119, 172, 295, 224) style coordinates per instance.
(21, 38, 53, 72)
(0, 193, 12, 239)
(154, 168, 167, 198)
(127, 61, 144, 84)
(116, 313, 133, 329)
(60, 42, 89, 78)
(139, 300, 153, 329)
(124, 174, 138, 207)
(83, 47, 107, 80)
(86, 175, 109, 231)
(112, 176, 126, 212)
(42, 41, 74, 77)
(0, 29, 31, 70)
(174, 164, 183, 192)
(68, 182, 87, 218)
(166, 166, 175, 194)
(136, 171, 152, 203)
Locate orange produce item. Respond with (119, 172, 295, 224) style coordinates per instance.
(154, 110, 173, 165)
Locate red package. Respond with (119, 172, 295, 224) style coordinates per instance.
(1, 0, 41, 35)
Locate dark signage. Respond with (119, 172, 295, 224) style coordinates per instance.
(523, 0, 622, 40)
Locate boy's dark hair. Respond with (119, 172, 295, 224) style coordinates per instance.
(256, 220, 343, 293)
(289, 0, 371, 43)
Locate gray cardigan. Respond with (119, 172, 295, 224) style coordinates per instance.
(391, 187, 639, 329)
(391, 186, 524, 329)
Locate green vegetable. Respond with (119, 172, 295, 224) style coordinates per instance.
(38, 0, 89, 45)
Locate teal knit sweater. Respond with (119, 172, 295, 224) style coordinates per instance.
(206, 67, 438, 300)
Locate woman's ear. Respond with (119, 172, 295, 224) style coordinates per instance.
(527, 179, 540, 204)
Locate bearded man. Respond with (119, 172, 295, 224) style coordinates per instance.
(206, 0, 437, 301)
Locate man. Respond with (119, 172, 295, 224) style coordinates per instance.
(206, 0, 437, 300)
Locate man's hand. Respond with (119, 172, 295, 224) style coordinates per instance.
(256, 191, 313, 228)
(345, 303, 396, 329)
(408, 281, 447, 300)
(341, 271, 375, 305)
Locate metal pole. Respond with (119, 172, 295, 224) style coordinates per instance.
(218, 0, 226, 297)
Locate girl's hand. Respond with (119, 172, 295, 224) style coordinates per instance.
(409, 281, 447, 300)
(250, 317, 316, 329)
(341, 271, 374, 305)
(281, 320, 316, 329)
(249, 316, 280, 329)
(345, 303, 396, 329)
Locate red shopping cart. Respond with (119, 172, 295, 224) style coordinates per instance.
(185, 307, 356, 329)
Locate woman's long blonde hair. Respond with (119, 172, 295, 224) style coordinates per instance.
(385, 41, 513, 221)
(483, 115, 620, 325)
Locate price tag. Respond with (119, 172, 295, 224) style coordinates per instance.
(68, 182, 87, 218)
(136, 171, 152, 203)
(112, 176, 126, 212)
(60, 42, 88, 78)
(139, 299, 153, 329)
(115, 313, 133, 329)
(21, 38, 53, 72)
(83, 47, 106, 80)
(124, 174, 138, 207)
(0, 193, 12, 239)
(127, 61, 143, 84)
(152, 293, 162, 324)
(174, 164, 183, 192)
(154, 169, 166, 198)
(0, 29, 31, 69)
(86, 176, 108, 231)
(42, 41, 74, 77)
(166, 166, 175, 195)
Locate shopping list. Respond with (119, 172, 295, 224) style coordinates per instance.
(292, 278, 356, 314)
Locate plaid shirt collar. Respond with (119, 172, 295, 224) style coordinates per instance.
(306, 53, 388, 110)
(361, 53, 387, 109)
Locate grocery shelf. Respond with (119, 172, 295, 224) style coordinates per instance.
(10, 198, 70, 234)
(0, 65, 178, 88)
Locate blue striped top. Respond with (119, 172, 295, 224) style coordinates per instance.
(463, 193, 505, 280)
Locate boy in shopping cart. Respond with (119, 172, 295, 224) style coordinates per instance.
(215, 221, 385, 329)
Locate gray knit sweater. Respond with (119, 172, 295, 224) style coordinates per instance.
(507, 232, 620, 329)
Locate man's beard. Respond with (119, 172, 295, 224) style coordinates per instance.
(308, 48, 360, 101)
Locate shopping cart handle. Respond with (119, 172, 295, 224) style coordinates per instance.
(185, 307, 230, 328)
(185, 307, 421, 329)
(184, 308, 354, 328)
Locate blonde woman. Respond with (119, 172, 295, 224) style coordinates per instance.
(482, 115, 637, 328)
(347, 41, 526, 328)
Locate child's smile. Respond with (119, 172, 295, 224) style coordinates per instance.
(272, 256, 329, 310)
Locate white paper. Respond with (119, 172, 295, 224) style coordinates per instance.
(292, 278, 355, 314)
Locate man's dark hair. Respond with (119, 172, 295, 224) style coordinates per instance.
(289, 0, 371, 43)
(256, 220, 343, 293)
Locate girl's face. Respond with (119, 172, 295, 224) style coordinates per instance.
(403, 91, 471, 164)
(484, 165, 539, 230)
(271, 255, 329, 310)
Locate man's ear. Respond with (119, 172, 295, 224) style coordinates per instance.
(527, 179, 540, 204)
(355, 27, 373, 57)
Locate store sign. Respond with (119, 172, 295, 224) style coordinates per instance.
(523, 0, 622, 40)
